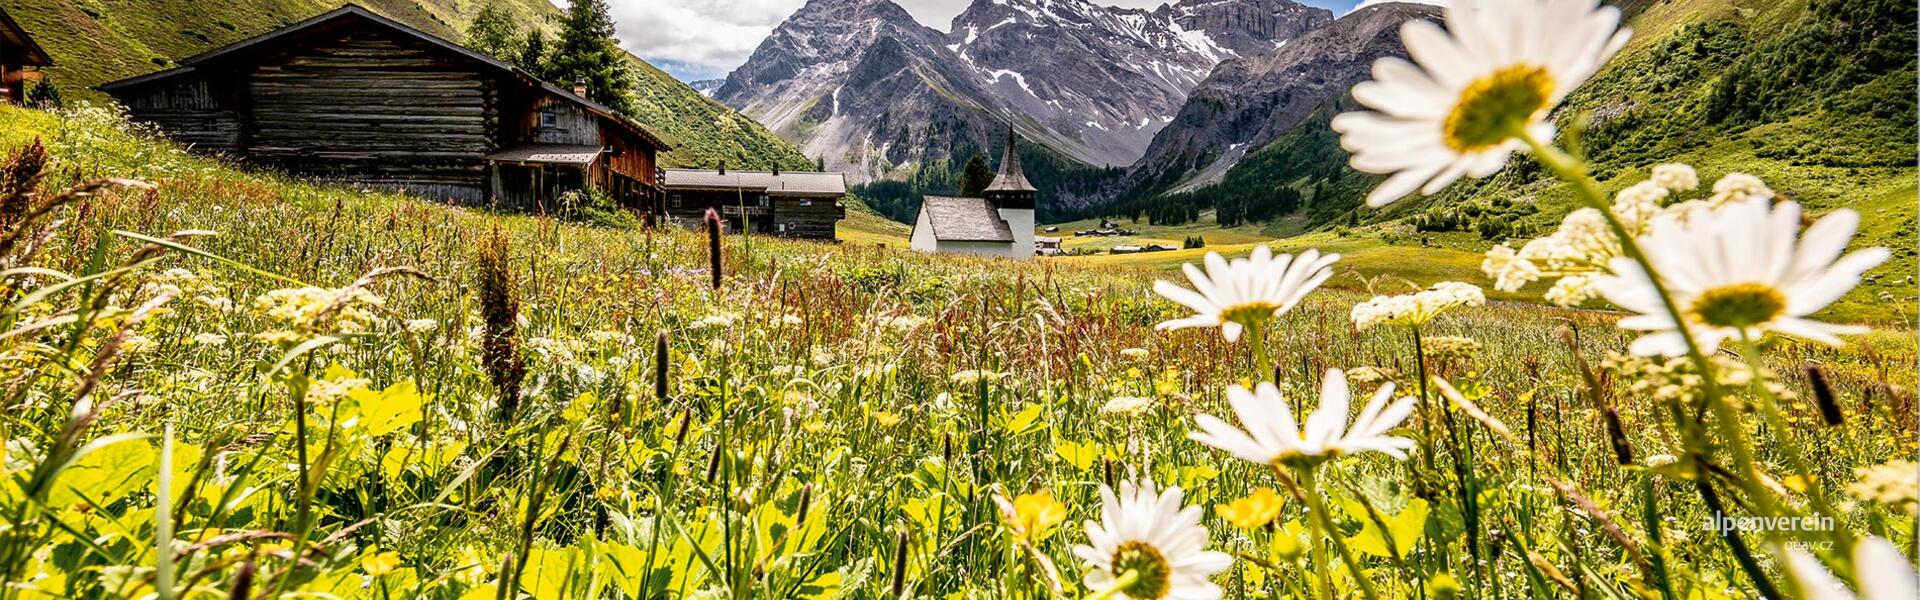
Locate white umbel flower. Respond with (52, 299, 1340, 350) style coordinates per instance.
(1333, 0, 1632, 206)
(1072, 480, 1231, 600)
(1785, 536, 1920, 600)
(1152, 246, 1339, 342)
(1598, 198, 1890, 356)
(1190, 369, 1417, 466)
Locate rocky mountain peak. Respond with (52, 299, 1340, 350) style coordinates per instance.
(1126, 1, 1439, 195)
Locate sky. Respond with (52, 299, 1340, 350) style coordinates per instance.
(599, 0, 1420, 82)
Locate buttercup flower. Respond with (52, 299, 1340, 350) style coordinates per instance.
(1072, 480, 1231, 600)
(1598, 197, 1889, 356)
(1190, 369, 1417, 466)
(1333, 0, 1632, 206)
(1215, 487, 1286, 530)
(994, 490, 1068, 543)
(1153, 246, 1339, 342)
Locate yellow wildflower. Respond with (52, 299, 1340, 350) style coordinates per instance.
(1215, 487, 1287, 529)
(362, 550, 401, 576)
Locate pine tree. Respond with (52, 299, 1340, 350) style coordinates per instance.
(25, 79, 62, 109)
(516, 30, 549, 79)
(464, 2, 521, 60)
(958, 153, 993, 197)
(549, 0, 634, 113)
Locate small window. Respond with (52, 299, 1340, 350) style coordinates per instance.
(799, 200, 813, 207)
(539, 109, 558, 129)
(670, 194, 683, 208)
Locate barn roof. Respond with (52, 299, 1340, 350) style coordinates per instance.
(487, 144, 604, 165)
(0, 7, 53, 67)
(96, 3, 668, 150)
(662, 169, 847, 197)
(917, 196, 1013, 243)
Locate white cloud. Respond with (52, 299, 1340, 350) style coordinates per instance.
(1350, 0, 1446, 14)
(598, 0, 803, 77)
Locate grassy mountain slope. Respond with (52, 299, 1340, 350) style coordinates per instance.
(1095, 0, 1914, 322)
(0, 0, 812, 170)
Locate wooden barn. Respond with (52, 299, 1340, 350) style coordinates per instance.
(661, 168, 847, 240)
(0, 7, 53, 105)
(99, 4, 667, 209)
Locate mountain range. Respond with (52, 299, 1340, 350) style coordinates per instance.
(715, 0, 1335, 190)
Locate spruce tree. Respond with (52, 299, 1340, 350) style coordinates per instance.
(464, 3, 521, 60)
(25, 80, 62, 109)
(516, 30, 550, 79)
(958, 153, 993, 197)
(549, 0, 634, 113)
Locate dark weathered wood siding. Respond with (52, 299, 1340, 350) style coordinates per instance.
(114, 79, 245, 153)
(666, 188, 842, 240)
(246, 29, 496, 202)
(771, 198, 844, 240)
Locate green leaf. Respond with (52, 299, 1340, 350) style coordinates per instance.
(352, 380, 425, 437)
(1351, 498, 1430, 558)
(1054, 440, 1100, 471)
(1002, 404, 1045, 435)
(48, 435, 155, 509)
(524, 546, 579, 600)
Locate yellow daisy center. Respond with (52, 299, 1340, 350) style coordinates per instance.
(1111, 541, 1173, 599)
(1443, 65, 1556, 152)
(1688, 282, 1788, 329)
(1218, 301, 1283, 326)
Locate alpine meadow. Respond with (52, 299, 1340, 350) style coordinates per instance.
(0, 0, 1916, 599)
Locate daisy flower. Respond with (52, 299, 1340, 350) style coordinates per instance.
(1152, 246, 1339, 342)
(1597, 197, 1889, 356)
(1189, 369, 1417, 467)
(1332, 0, 1633, 206)
(1072, 479, 1231, 600)
(1784, 536, 1919, 600)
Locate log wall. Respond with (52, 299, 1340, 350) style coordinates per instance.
(114, 79, 245, 154)
(246, 29, 497, 202)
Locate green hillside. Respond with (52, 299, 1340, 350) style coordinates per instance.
(1100, 0, 1915, 312)
(0, 0, 812, 170)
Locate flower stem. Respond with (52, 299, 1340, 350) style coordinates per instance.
(1519, 131, 1789, 586)
(1249, 320, 1272, 384)
(1734, 334, 1852, 551)
(1295, 466, 1382, 600)
(1085, 569, 1139, 600)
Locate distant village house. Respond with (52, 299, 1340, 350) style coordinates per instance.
(660, 167, 848, 241)
(910, 127, 1039, 259)
(0, 8, 52, 105)
(99, 4, 667, 212)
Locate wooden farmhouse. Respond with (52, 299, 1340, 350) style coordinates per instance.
(661, 168, 847, 240)
(0, 7, 52, 105)
(99, 4, 668, 210)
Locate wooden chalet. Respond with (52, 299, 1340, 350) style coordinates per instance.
(0, 7, 52, 105)
(661, 167, 847, 240)
(99, 4, 667, 209)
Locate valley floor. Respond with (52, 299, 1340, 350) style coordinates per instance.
(6, 104, 1917, 599)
